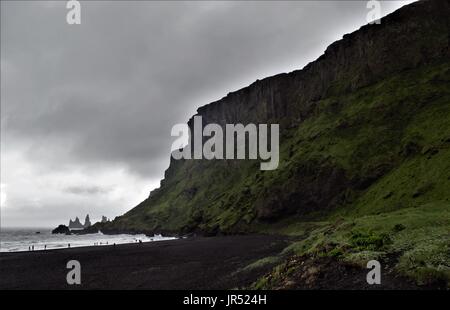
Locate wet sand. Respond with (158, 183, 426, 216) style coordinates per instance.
(0, 235, 288, 290)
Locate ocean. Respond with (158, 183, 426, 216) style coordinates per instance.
(0, 227, 177, 252)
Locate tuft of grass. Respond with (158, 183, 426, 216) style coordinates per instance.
(241, 256, 282, 272)
(348, 230, 391, 251)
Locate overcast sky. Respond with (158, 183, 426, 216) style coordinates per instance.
(0, 1, 415, 228)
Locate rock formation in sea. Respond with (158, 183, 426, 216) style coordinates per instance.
(52, 224, 70, 234)
(68, 214, 91, 229)
(84, 214, 91, 228)
(68, 217, 84, 229)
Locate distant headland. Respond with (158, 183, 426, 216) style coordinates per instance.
(69, 214, 91, 230)
(52, 215, 110, 234)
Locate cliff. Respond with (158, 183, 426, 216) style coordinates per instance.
(186, 0, 448, 130)
(98, 0, 448, 234)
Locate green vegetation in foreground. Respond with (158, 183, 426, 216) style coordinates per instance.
(266, 203, 449, 287)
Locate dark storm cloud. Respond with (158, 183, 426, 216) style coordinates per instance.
(1, 1, 414, 226)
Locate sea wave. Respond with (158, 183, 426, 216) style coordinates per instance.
(0, 228, 176, 252)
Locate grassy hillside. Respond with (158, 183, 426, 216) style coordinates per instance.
(107, 60, 450, 233)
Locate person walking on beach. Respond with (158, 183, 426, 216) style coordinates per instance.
(68, 243, 71, 248)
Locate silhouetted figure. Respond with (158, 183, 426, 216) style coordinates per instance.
(68, 243, 71, 248)
(139, 240, 142, 244)
(44, 245, 47, 250)
(32, 245, 34, 251)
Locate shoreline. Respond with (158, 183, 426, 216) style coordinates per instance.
(0, 235, 289, 290)
(0, 228, 178, 253)
(1, 234, 438, 290)
(0, 238, 177, 254)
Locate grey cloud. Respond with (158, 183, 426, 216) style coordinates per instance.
(64, 185, 112, 196)
(0, 1, 415, 226)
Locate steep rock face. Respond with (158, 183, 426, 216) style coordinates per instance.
(102, 0, 450, 235)
(161, 0, 449, 183)
(187, 0, 448, 129)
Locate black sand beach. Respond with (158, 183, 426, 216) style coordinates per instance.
(0, 235, 288, 290)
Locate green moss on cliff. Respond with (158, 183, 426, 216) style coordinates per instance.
(105, 60, 450, 236)
(102, 60, 450, 286)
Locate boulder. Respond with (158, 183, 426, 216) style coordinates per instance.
(52, 224, 70, 234)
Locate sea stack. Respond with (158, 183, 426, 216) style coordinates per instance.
(84, 214, 91, 228)
(68, 217, 84, 229)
